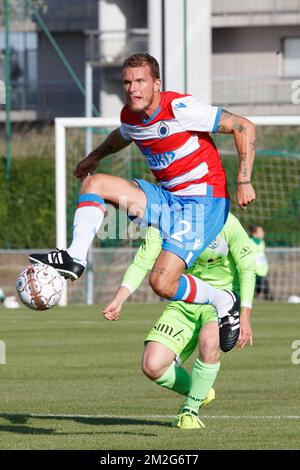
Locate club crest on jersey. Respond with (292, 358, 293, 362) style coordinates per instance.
(208, 236, 221, 250)
(208, 236, 229, 256)
(158, 122, 170, 138)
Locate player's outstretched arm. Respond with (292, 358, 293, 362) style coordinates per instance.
(238, 307, 253, 349)
(103, 227, 162, 321)
(102, 286, 132, 321)
(217, 109, 256, 210)
(225, 214, 256, 307)
(121, 226, 162, 291)
(223, 214, 255, 349)
(74, 128, 131, 180)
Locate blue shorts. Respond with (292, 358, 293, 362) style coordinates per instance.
(133, 179, 230, 268)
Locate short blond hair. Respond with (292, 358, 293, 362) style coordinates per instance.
(123, 53, 160, 79)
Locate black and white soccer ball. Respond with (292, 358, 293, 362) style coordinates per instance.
(16, 264, 64, 310)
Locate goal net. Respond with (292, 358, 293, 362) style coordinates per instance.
(56, 116, 300, 305)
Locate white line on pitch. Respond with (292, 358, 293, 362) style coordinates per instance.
(6, 413, 300, 420)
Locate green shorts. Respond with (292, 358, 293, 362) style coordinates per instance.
(145, 301, 217, 363)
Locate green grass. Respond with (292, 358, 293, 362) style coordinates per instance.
(0, 302, 300, 450)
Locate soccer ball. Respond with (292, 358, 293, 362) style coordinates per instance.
(16, 264, 64, 310)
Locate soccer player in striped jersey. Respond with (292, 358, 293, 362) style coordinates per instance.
(103, 213, 256, 429)
(30, 53, 255, 334)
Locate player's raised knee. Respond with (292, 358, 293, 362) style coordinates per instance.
(149, 273, 177, 299)
(81, 173, 106, 194)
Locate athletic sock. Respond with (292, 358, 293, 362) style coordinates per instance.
(67, 193, 105, 261)
(154, 361, 191, 396)
(171, 274, 234, 319)
(182, 358, 220, 414)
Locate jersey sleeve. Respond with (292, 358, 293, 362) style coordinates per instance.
(225, 214, 256, 308)
(171, 95, 222, 133)
(119, 123, 133, 142)
(119, 107, 133, 142)
(121, 226, 162, 293)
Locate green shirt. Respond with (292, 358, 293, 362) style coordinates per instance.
(122, 213, 256, 308)
(249, 237, 269, 277)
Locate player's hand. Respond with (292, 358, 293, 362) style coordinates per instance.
(74, 153, 99, 180)
(238, 308, 253, 349)
(236, 183, 256, 210)
(102, 299, 123, 321)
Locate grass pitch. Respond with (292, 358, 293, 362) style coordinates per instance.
(0, 302, 300, 450)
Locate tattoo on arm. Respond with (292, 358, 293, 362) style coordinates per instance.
(217, 109, 255, 182)
(217, 110, 232, 133)
(219, 110, 232, 122)
(239, 152, 248, 178)
(217, 109, 246, 134)
(232, 116, 246, 133)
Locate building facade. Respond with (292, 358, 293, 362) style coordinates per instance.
(0, 0, 299, 121)
(0, 0, 99, 121)
(212, 0, 300, 115)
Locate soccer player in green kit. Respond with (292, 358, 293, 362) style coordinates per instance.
(103, 213, 256, 429)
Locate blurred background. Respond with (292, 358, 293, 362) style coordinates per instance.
(0, 0, 300, 305)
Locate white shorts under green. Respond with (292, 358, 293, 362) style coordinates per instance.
(145, 301, 217, 363)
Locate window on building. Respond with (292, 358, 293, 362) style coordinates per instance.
(283, 38, 300, 78)
(0, 31, 37, 109)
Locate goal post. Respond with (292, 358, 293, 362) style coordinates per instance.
(55, 117, 120, 305)
(55, 115, 300, 306)
(55, 117, 119, 248)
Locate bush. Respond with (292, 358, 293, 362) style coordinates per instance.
(0, 157, 55, 248)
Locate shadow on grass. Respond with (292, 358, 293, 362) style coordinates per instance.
(0, 413, 170, 436)
(0, 424, 54, 435)
(0, 425, 157, 437)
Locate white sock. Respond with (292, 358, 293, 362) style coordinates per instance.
(172, 274, 236, 319)
(67, 194, 105, 262)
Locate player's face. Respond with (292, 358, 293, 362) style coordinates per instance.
(122, 66, 161, 114)
(255, 227, 265, 240)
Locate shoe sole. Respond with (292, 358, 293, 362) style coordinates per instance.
(28, 256, 78, 281)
